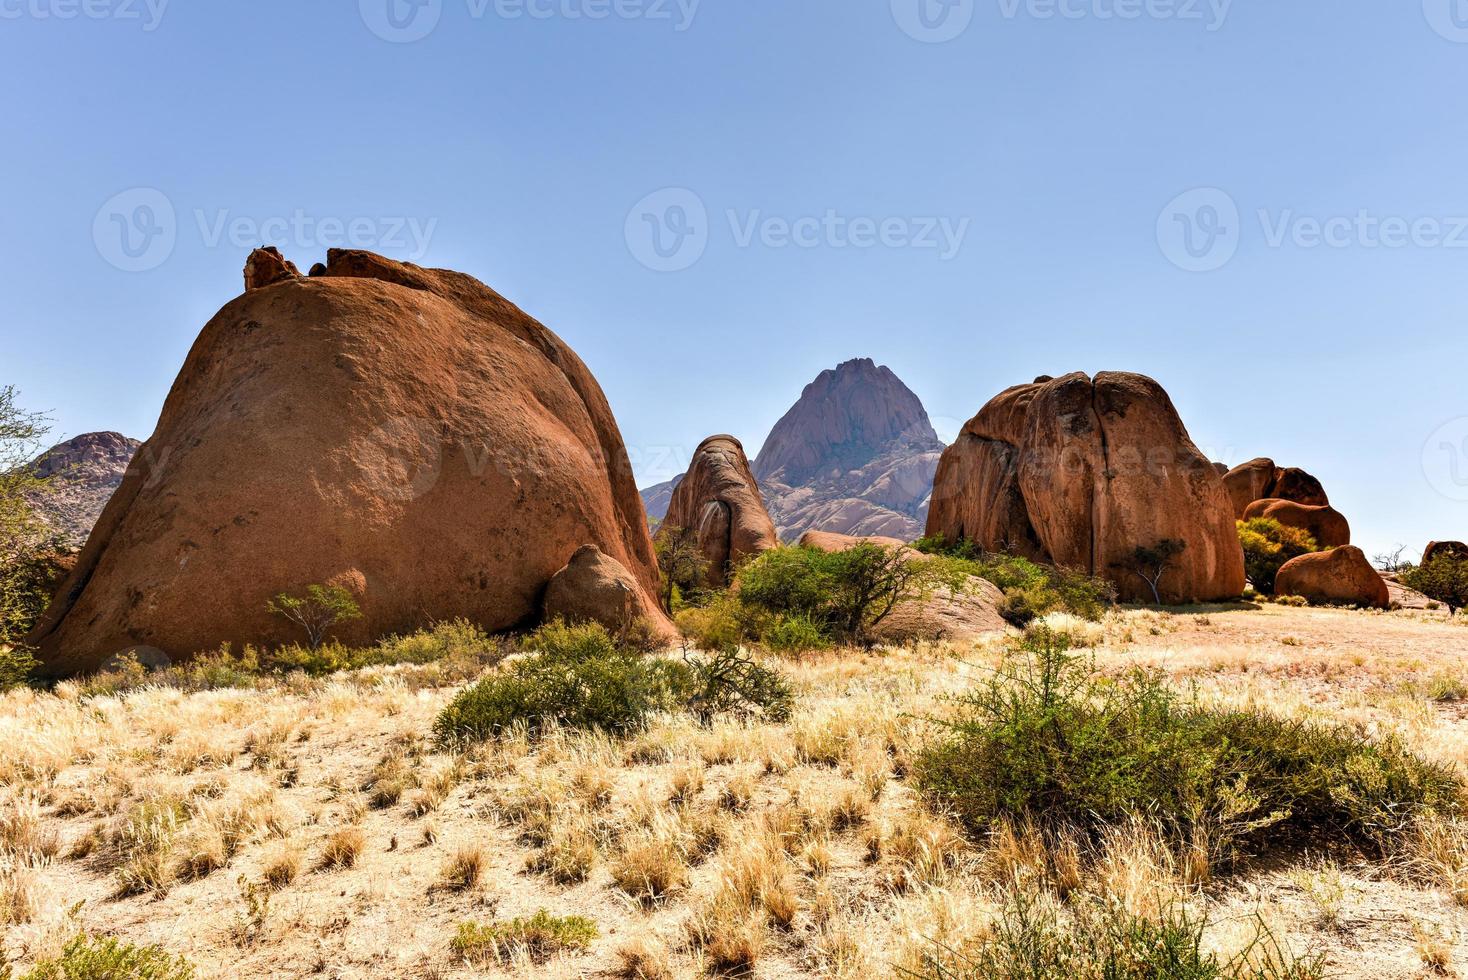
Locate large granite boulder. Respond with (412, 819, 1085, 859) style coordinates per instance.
(31, 248, 670, 675)
(1275, 546, 1389, 609)
(928, 372, 1245, 603)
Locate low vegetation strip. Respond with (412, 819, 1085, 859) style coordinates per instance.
(916, 626, 1464, 863)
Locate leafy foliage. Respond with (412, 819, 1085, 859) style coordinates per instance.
(0, 386, 56, 648)
(266, 584, 362, 650)
(907, 887, 1323, 980)
(1402, 555, 1468, 616)
(736, 543, 966, 646)
(915, 535, 1115, 627)
(1116, 538, 1187, 605)
(0, 643, 41, 692)
(452, 910, 598, 965)
(433, 620, 794, 746)
(916, 627, 1462, 862)
(655, 524, 709, 611)
(17, 933, 195, 980)
(1237, 518, 1318, 593)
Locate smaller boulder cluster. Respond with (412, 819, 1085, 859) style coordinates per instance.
(1225, 457, 1385, 607)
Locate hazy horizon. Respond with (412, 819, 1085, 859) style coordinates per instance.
(4, 1, 1466, 562)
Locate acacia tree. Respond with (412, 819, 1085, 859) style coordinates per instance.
(1118, 539, 1187, 605)
(1402, 556, 1468, 616)
(0, 386, 53, 649)
(267, 584, 363, 650)
(654, 524, 708, 611)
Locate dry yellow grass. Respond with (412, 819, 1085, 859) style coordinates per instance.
(0, 604, 1465, 977)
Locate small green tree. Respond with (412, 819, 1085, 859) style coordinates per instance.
(1116, 539, 1186, 605)
(0, 386, 54, 649)
(654, 524, 708, 611)
(737, 543, 966, 646)
(1402, 556, 1468, 616)
(267, 584, 362, 650)
(1238, 518, 1318, 593)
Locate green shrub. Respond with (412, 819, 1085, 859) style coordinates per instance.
(18, 933, 195, 980)
(908, 886, 1322, 980)
(1237, 518, 1318, 593)
(1402, 555, 1468, 616)
(916, 626, 1461, 862)
(435, 622, 674, 744)
(452, 910, 597, 964)
(0, 642, 39, 692)
(737, 543, 967, 646)
(433, 621, 795, 746)
(759, 612, 827, 654)
(918, 537, 1116, 624)
(673, 647, 794, 723)
(674, 594, 750, 653)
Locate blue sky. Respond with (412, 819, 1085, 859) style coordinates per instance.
(2, 0, 1466, 560)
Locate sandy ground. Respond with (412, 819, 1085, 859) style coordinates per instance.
(2, 604, 1468, 979)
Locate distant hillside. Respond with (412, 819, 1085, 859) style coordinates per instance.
(26, 431, 140, 549)
(640, 359, 943, 542)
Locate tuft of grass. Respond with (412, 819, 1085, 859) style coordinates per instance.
(319, 826, 366, 870)
(916, 626, 1463, 863)
(452, 910, 597, 965)
(907, 885, 1324, 980)
(611, 826, 690, 904)
(260, 840, 303, 890)
(442, 844, 485, 890)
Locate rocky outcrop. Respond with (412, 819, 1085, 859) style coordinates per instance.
(25, 432, 141, 549)
(661, 435, 778, 586)
(1223, 457, 1329, 517)
(1275, 546, 1389, 609)
(544, 545, 675, 640)
(754, 359, 944, 542)
(30, 248, 670, 675)
(1423, 541, 1468, 565)
(797, 530, 908, 552)
(795, 530, 1008, 642)
(243, 246, 300, 292)
(1242, 499, 1350, 550)
(928, 372, 1245, 604)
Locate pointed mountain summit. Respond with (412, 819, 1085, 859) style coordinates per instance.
(754, 359, 944, 541)
(641, 359, 944, 542)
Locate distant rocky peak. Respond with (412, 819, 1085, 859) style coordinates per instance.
(32, 432, 139, 480)
(752, 358, 941, 486)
